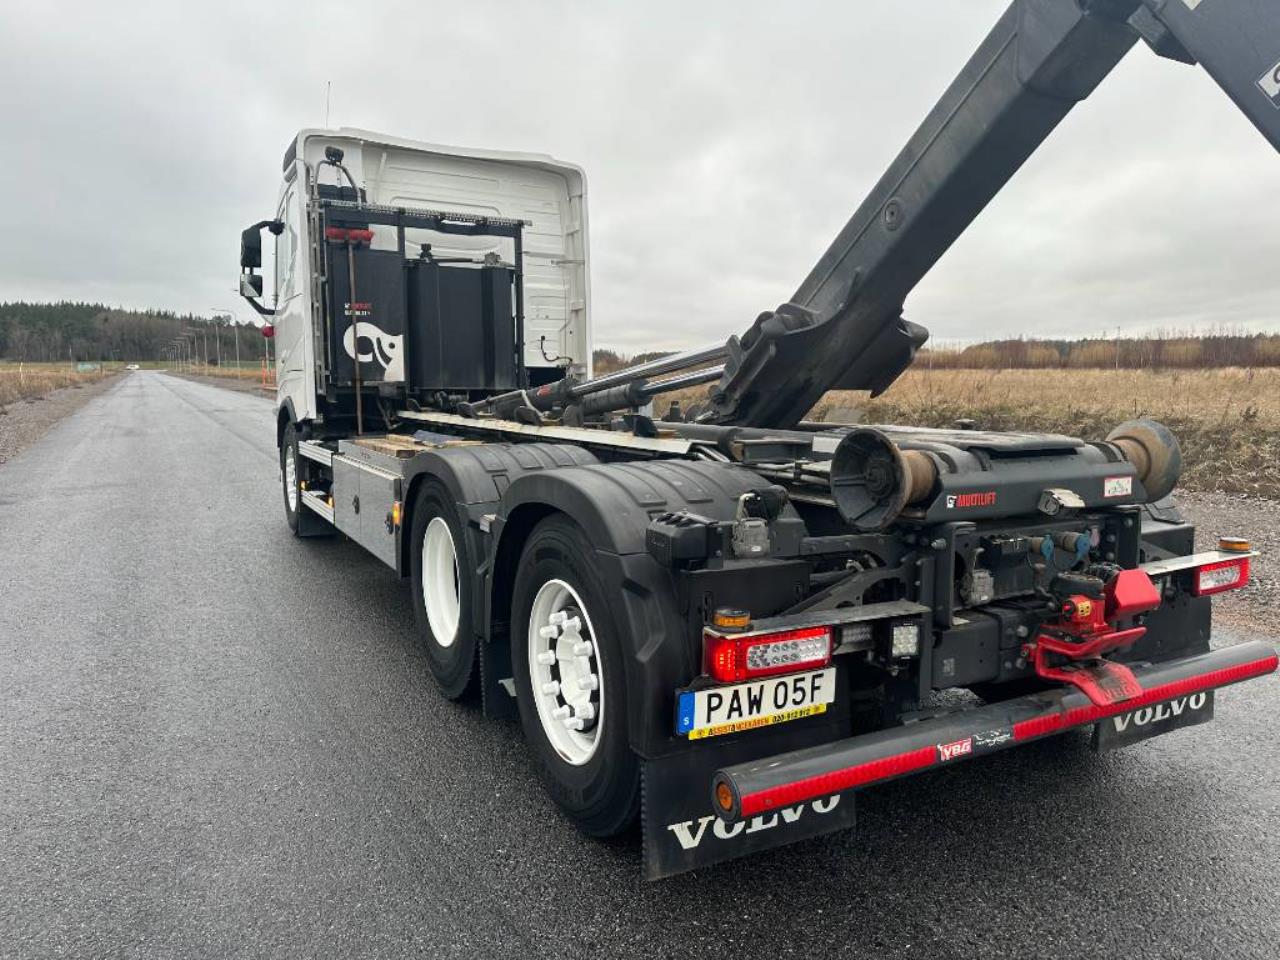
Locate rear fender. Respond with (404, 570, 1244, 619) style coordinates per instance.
(491, 459, 810, 757)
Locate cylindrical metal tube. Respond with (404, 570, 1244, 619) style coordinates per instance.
(1106, 419, 1183, 501)
(636, 364, 725, 398)
(569, 343, 727, 397)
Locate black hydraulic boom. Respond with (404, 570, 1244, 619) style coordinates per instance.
(702, 0, 1280, 428)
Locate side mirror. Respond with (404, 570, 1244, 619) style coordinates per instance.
(240, 219, 283, 269)
(240, 226, 262, 269)
(238, 219, 284, 316)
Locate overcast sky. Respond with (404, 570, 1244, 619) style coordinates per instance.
(3, 0, 1277, 352)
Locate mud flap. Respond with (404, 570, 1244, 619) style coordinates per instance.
(297, 502, 333, 537)
(641, 731, 856, 881)
(1092, 690, 1215, 752)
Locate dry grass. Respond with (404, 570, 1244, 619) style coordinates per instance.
(656, 367, 1279, 498)
(187, 364, 268, 383)
(0, 362, 112, 409)
(812, 367, 1280, 499)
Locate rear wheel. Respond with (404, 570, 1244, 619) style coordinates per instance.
(511, 515, 640, 837)
(281, 422, 301, 535)
(409, 481, 477, 699)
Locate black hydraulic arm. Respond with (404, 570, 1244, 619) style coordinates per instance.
(705, 0, 1280, 429)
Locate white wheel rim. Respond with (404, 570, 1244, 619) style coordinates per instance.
(422, 517, 461, 646)
(284, 447, 298, 511)
(527, 578, 603, 766)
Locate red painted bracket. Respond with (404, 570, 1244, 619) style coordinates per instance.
(1033, 626, 1148, 706)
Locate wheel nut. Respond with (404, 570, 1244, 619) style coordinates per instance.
(541, 680, 561, 696)
(578, 676, 598, 692)
(536, 651, 556, 666)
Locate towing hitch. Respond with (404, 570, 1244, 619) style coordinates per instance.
(1030, 568, 1162, 707)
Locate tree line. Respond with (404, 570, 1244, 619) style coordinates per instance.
(595, 333, 1280, 376)
(918, 334, 1280, 370)
(0, 301, 269, 364)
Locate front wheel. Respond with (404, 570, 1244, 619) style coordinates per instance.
(511, 515, 640, 837)
(409, 481, 478, 699)
(280, 422, 301, 535)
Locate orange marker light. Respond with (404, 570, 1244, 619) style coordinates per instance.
(712, 608, 751, 631)
(716, 782, 734, 812)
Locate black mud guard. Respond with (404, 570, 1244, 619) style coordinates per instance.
(641, 717, 857, 880)
(400, 443, 600, 718)
(490, 459, 808, 756)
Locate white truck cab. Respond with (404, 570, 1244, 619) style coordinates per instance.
(241, 127, 592, 432)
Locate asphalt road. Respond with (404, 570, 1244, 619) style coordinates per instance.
(3, 371, 1279, 960)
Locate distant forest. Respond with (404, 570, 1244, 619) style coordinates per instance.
(595, 333, 1280, 374)
(3, 301, 1276, 371)
(0, 302, 268, 364)
(917, 334, 1280, 370)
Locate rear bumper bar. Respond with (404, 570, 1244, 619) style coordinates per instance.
(712, 641, 1278, 822)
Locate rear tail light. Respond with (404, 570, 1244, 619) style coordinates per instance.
(704, 626, 832, 683)
(1193, 556, 1250, 596)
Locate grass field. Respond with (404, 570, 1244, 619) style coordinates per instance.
(182, 363, 270, 383)
(656, 366, 1279, 498)
(0, 362, 116, 409)
(814, 367, 1280, 499)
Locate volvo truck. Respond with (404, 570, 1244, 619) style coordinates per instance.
(238, 0, 1280, 878)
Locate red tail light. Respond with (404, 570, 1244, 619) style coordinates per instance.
(1193, 556, 1250, 596)
(703, 626, 832, 683)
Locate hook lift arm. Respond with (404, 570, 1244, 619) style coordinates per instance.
(702, 0, 1280, 429)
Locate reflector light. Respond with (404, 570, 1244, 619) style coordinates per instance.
(704, 626, 832, 683)
(1193, 557, 1250, 597)
(715, 782, 734, 812)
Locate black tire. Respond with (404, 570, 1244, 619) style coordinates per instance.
(511, 514, 640, 837)
(281, 422, 301, 535)
(408, 480, 478, 700)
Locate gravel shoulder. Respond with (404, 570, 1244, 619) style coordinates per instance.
(0, 373, 122, 466)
